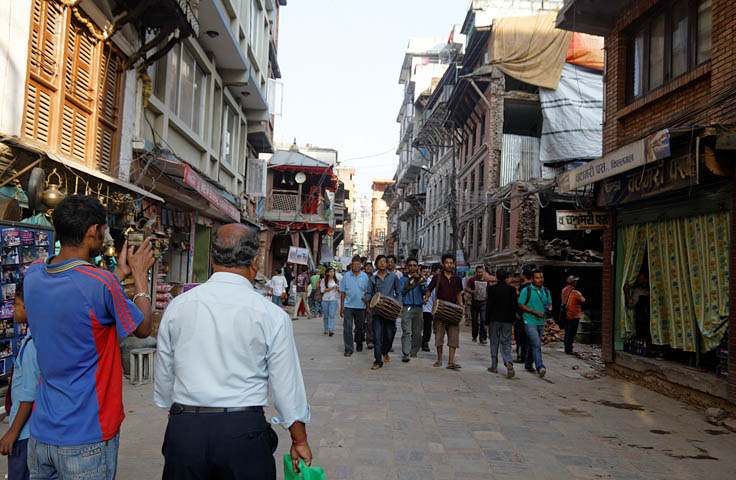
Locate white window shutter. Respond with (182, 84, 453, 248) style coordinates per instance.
(246, 158, 267, 197)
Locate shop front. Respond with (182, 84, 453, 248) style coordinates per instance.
(567, 129, 734, 403)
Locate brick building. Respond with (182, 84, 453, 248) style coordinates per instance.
(558, 0, 736, 404)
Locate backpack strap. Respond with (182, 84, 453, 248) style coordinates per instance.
(523, 286, 532, 305)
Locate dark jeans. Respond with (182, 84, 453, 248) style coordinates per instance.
(422, 312, 433, 347)
(565, 317, 581, 354)
(28, 434, 119, 480)
(471, 304, 487, 341)
(162, 410, 278, 480)
(514, 318, 528, 361)
(365, 309, 374, 345)
(9, 438, 29, 480)
(343, 308, 366, 354)
(373, 315, 397, 366)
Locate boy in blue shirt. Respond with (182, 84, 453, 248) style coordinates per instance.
(518, 270, 553, 378)
(0, 280, 40, 480)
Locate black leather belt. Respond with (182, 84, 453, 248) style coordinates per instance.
(170, 403, 264, 415)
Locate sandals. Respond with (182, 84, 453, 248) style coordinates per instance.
(371, 364, 382, 370)
(446, 363, 462, 370)
(433, 361, 443, 368)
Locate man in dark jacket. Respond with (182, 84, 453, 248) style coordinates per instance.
(486, 269, 517, 378)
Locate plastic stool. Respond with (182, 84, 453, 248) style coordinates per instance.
(130, 347, 156, 385)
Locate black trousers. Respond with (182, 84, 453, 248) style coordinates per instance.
(514, 318, 528, 362)
(564, 317, 581, 353)
(422, 312, 433, 346)
(471, 304, 487, 341)
(162, 410, 278, 480)
(373, 315, 397, 366)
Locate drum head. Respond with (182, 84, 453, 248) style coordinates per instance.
(369, 292, 381, 309)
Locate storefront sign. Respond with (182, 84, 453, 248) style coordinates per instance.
(287, 246, 310, 266)
(183, 166, 240, 221)
(597, 153, 697, 206)
(556, 210, 609, 230)
(558, 138, 647, 193)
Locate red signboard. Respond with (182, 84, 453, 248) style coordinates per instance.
(183, 166, 240, 221)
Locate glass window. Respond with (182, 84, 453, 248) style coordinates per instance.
(649, 16, 665, 89)
(166, 45, 180, 110)
(671, 0, 689, 78)
(632, 31, 645, 98)
(250, 1, 258, 50)
(697, 0, 712, 64)
(222, 104, 237, 166)
(179, 48, 195, 127)
(193, 64, 206, 136)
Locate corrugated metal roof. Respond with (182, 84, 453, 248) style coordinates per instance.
(268, 150, 331, 168)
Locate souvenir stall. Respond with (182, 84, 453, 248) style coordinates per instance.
(0, 222, 54, 376)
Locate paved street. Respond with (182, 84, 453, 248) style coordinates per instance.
(3, 316, 736, 479)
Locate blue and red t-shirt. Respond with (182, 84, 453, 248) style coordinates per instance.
(24, 257, 143, 446)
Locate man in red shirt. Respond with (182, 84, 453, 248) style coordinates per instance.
(292, 267, 311, 320)
(561, 275, 586, 355)
(424, 254, 463, 370)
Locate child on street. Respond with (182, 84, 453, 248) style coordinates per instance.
(0, 280, 40, 480)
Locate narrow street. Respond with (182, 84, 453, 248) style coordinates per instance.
(5, 317, 732, 480)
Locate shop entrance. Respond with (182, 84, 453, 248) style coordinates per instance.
(271, 234, 292, 275)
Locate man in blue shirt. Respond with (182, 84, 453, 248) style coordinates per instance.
(399, 258, 426, 362)
(518, 269, 553, 377)
(339, 255, 370, 356)
(366, 255, 401, 370)
(0, 280, 40, 480)
(24, 195, 154, 479)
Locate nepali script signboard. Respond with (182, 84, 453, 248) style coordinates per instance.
(597, 153, 697, 206)
(556, 211, 609, 231)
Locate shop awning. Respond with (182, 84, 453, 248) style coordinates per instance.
(0, 136, 164, 203)
(145, 156, 240, 221)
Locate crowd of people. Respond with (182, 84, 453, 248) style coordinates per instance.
(268, 253, 587, 378)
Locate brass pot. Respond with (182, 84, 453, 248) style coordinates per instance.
(42, 168, 66, 209)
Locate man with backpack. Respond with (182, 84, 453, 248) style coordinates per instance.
(518, 269, 553, 377)
(561, 275, 586, 355)
(514, 267, 533, 362)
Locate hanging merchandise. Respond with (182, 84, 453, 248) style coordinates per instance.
(41, 168, 66, 209)
(0, 221, 54, 377)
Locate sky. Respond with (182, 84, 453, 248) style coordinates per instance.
(273, 0, 469, 197)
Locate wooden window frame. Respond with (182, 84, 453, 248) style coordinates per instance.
(488, 207, 496, 251)
(627, 0, 712, 103)
(502, 204, 511, 248)
(22, 1, 125, 175)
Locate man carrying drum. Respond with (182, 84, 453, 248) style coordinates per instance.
(424, 254, 464, 370)
(366, 255, 401, 370)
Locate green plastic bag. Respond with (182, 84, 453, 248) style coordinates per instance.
(283, 455, 325, 480)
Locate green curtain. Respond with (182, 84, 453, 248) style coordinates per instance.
(682, 211, 731, 351)
(645, 211, 731, 352)
(647, 219, 696, 351)
(619, 224, 647, 337)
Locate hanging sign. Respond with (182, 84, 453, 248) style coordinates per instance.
(597, 153, 697, 206)
(557, 138, 647, 193)
(556, 210, 609, 230)
(183, 166, 240, 221)
(287, 246, 310, 266)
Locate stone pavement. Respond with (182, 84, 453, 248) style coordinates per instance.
(2, 314, 736, 479)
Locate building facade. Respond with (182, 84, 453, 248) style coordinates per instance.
(370, 180, 393, 259)
(558, 0, 736, 404)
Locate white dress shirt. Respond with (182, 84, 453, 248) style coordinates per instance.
(154, 272, 311, 429)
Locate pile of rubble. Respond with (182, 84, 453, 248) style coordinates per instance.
(533, 238, 603, 262)
(542, 318, 563, 344)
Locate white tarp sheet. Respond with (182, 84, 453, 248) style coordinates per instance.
(540, 63, 603, 163)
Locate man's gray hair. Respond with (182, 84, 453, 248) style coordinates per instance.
(211, 225, 259, 268)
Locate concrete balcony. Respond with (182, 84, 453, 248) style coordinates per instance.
(396, 150, 426, 188)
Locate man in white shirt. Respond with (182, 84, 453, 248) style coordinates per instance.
(154, 224, 312, 479)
